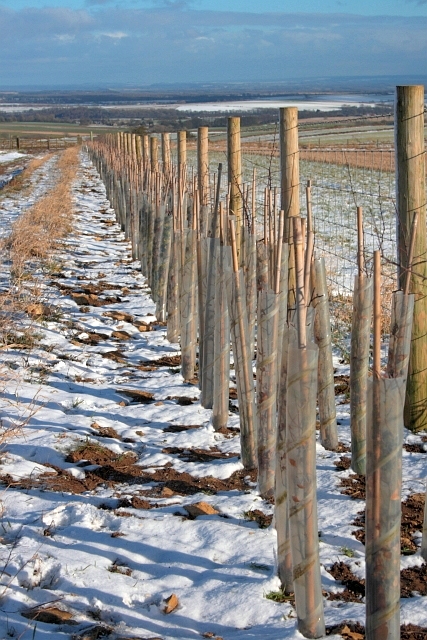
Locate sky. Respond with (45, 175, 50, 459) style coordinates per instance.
(1, 0, 427, 88)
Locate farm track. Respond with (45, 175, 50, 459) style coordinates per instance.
(0, 151, 425, 639)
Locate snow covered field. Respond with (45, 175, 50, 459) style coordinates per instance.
(0, 151, 26, 164)
(0, 152, 425, 640)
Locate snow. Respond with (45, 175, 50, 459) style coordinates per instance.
(0, 151, 425, 639)
(0, 151, 26, 164)
(177, 100, 349, 113)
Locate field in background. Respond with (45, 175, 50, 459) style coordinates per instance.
(0, 121, 122, 138)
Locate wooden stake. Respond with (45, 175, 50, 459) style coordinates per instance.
(306, 179, 313, 233)
(219, 202, 224, 245)
(150, 136, 159, 174)
(251, 167, 256, 233)
(227, 117, 243, 258)
(229, 217, 239, 273)
(304, 230, 315, 306)
(404, 211, 419, 296)
(293, 217, 306, 348)
(275, 210, 285, 294)
(262, 188, 268, 244)
(395, 85, 427, 431)
(210, 163, 222, 238)
(280, 107, 300, 242)
(373, 250, 381, 380)
(198, 127, 209, 207)
(142, 134, 150, 176)
(357, 206, 364, 276)
(161, 133, 171, 174)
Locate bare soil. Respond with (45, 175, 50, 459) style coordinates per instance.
(161, 446, 240, 462)
(0, 441, 258, 498)
(334, 375, 350, 395)
(243, 509, 273, 529)
(339, 473, 366, 499)
(326, 622, 427, 639)
(163, 424, 203, 433)
(327, 559, 427, 601)
(327, 562, 365, 602)
(351, 493, 425, 554)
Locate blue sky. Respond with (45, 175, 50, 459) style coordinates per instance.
(2, 0, 427, 16)
(0, 0, 426, 87)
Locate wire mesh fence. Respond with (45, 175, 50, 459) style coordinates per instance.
(186, 138, 399, 360)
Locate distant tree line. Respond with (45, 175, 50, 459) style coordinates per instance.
(0, 104, 392, 132)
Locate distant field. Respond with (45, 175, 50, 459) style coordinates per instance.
(0, 121, 124, 137)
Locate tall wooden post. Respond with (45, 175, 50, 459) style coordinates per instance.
(280, 107, 300, 306)
(135, 135, 142, 161)
(395, 85, 427, 431)
(198, 127, 209, 235)
(228, 117, 242, 258)
(150, 136, 158, 174)
(142, 135, 150, 174)
(131, 133, 137, 160)
(177, 130, 187, 186)
(280, 107, 300, 241)
(198, 127, 209, 207)
(162, 133, 171, 174)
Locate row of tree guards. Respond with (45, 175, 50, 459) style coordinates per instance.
(88, 85, 427, 640)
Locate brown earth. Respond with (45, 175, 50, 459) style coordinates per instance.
(326, 622, 427, 639)
(328, 559, 427, 601)
(339, 473, 366, 499)
(161, 446, 239, 462)
(0, 442, 258, 498)
(116, 389, 154, 403)
(351, 493, 425, 554)
(404, 442, 427, 453)
(163, 424, 203, 433)
(91, 422, 121, 440)
(327, 562, 365, 602)
(401, 564, 427, 597)
(243, 509, 273, 529)
(335, 375, 350, 395)
(167, 396, 197, 405)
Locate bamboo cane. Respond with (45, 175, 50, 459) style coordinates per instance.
(312, 258, 338, 451)
(213, 243, 230, 431)
(350, 206, 372, 475)
(365, 250, 405, 640)
(227, 218, 257, 469)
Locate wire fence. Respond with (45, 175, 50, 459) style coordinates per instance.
(186, 137, 399, 360)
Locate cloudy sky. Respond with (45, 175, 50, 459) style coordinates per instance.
(1, 0, 427, 87)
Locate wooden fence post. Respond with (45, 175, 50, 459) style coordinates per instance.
(198, 126, 209, 234)
(162, 133, 171, 174)
(280, 107, 300, 304)
(177, 130, 187, 188)
(227, 117, 243, 258)
(142, 134, 150, 175)
(131, 134, 137, 160)
(395, 85, 427, 431)
(150, 136, 158, 174)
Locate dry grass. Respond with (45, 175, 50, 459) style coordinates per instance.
(0, 148, 78, 452)
(201, 140, 398, 173)
(6, 147, 79, 282)
(300, 147, 395, 173)
(0, 146, 79, 348)
(0, 153, 54, 196)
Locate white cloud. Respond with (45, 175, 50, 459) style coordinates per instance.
(98, 31, 128, 39)
(0, 6, 426, 84)
(55, 34, 76, 43)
